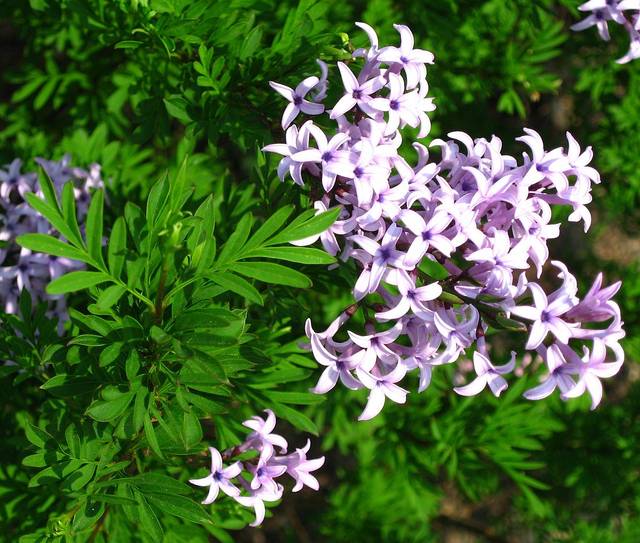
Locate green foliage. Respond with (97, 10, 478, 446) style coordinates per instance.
(2, 164, 337, 541)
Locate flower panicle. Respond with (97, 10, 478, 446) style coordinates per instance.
(189, 410, 324, 526)
(264, 22, 625, 420)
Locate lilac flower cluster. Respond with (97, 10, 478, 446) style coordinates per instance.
(189, 410, 324, 526)
(0, 156, 104, 323)
(572, 0, 640, 63)
(264, 23, 625, 420)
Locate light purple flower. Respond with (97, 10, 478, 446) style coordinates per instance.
(453, 351, 516, 397)
(330, 62, 384, 118)
(571, 0, 626, 41)
(0, 159, 36, 199)
(356, 363, 408, 420)
(377, 24, 434, 89)
(523, 344, 576, 401)
(375, 270, 441, 321)
(308, 335, 364, 393)
(350, 224, 408, 295)
(189, 447, 242, 504)
(369, 73, 421, 135)
(292, 124, 352, 191)
(273, 439, 325, 492)
(242, 409, 288, 457)
(510, 283, 576, 349)
(269, 77, 325, 129)
(562, 339, 623, 409)
(249, 454, 287, 493)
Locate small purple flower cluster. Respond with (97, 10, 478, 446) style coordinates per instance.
(0, 156, 104, 323)
(190, 410, 324, 526)
(264, 23, 625, 420)
(572, 0, 640, 63)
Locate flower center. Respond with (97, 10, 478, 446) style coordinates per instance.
(321, 151, 334, 162)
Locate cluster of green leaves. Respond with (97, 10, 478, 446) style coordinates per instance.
(0, 163, 339, 541)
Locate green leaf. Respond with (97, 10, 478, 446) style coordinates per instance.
(181, 412, 202, 449)
(217, 214, 253, 264)
(136, 493, 164, 542)
(108, 217, 127, 279)
(115, 40, 143, 49)
(16, 234, 89, 262)
(438, 291, 464, 305)
(23, 422, 54, 448)
(242, 205, 293, 251)
(208, 271, 263, 305)
(95, 284, 127, 310)
(40, 374, 99, 397)
(86, 190, 105, 265)
(268, 391, 325, 405)
(144, 414, 164, 459)
(128, 473, 191, 495)
(86, 391, 135, 422)
(126, 350, 141, 381)
(269, 207, 340, 245)
(46, 271, 112, 295)
(66, 463, 96, 491)
(496, 313, 528, 332)
(146, 494, 211, 525)
(61, 182, 84, 247)
(418, 258, 449, 280)
(245, 246, 335, 264)
(33, 76, 59, 110)
(164, 96, 192, 123)
(234, 262, 311, 288)
(24, 194, 80, 245)
(272, 402, 318, 435)
(146, 174, 170, 228)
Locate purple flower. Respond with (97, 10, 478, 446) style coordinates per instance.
(377, 24, 434, 89)
(269, 77, 325, 129)
(0, 159, 36, 199)
(369, 73, 421, 135)
(235, 486, 283, 527)
(189, 447, 241, 504)
(249, 454, 287, 494)
(292, 124, 352, 191)
(330, 62, 384, 118)
(375, 270, 441, 321)
(191, 411, 323, 526)
(571, 0, 626, 41)
(273, 439, 325, 492)
(308, 334, 364, 393)
(348, 321, 404, 370)
(356, 363, 408, 420)
(402, 210, 454, 266)
(618, 27, 640, 63)
(565, 273, 621, 322)
(523, 344, 576, 401)
(242, 409, 288, 457)
(262, 123, 313, 186)
(350, 224, 408, 295)
(454, 351, 516, 397)
(510, 283, 576, 349)
(562, 339, 623, 409)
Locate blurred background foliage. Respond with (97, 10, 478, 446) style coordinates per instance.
(1, 0, 639, 541)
